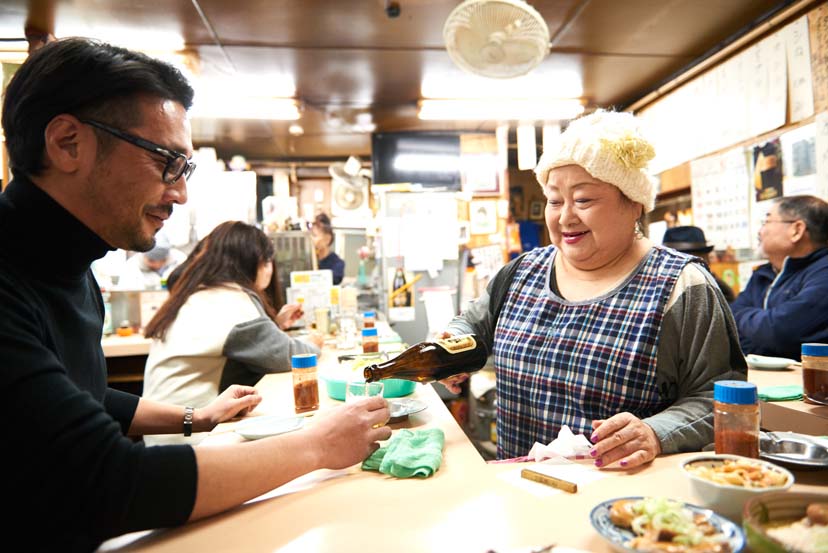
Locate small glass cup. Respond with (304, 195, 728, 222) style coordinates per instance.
(314, 307, 330, 335)
(346, 381, 384, 404)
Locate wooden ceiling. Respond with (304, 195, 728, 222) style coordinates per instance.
(0, 0, 805, 163)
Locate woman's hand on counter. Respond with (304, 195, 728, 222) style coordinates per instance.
(196, 385, 262, 432)
(589, 412, 662, 469)
(306, 397, 392, 469)
(276, 303, 304, 330)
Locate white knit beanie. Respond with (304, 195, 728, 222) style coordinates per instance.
(534, 110, 657, 212)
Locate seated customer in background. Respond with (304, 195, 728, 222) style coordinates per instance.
(117, 231, 187, 290)
(143, 220, 323, 445)
(441, 110, 745, 469)
(312, 212, 345, 284)
(730, 195, 828, 360)
(661, 225, 735, 302)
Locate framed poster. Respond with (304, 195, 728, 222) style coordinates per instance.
(529, 200, 545, 220)
(469, 200, 498, 235)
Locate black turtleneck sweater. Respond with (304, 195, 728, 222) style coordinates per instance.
(0, 177, 197, 552)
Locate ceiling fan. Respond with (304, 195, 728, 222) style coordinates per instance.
(443, 0, 550, 79)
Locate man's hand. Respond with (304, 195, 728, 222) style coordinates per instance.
(306, 397, 392, 469)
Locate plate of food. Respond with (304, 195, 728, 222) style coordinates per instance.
(745, 354, 798, 371)
(234, 414, 305, 440)
(590, 496, 745, 553)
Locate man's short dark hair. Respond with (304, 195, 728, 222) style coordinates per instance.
(775, 195, 828, 245)
(2, 37, 194, 179)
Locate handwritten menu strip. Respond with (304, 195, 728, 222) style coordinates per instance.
(786, 16, 815, 123)
(816, 111, 828, 199)
(643, 28, 788, 174)
(690, 148, 752, 250)
(808, 3, 828, 114)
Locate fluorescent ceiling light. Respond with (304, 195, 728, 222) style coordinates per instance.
(421, 71, 583, 100)
(517, 124, 537, 170)
(418, 99, 584, 122)
(542, 123, 561, 151)
(190, 97, 301, 120)
(56, 26, 186, 52)
(195, 75, 296, 99)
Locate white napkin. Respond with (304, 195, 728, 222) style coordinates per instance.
(527, 425, 593, 461)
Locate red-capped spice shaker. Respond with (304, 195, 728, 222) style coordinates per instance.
(713, 380, 759, 458)
(802, 343, 828, 405)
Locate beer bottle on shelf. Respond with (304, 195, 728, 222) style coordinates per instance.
(363, 334, 488, 383)
(392, 267, 409, 307)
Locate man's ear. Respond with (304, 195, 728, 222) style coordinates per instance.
(43, 114, 93, 174)
(790, 219, 808, 243)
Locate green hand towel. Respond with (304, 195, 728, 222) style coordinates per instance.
(362, 428, 445, 478)
(758, 385, 803, 401)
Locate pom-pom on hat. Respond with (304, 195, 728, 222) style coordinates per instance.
(534, 110, 657, 212)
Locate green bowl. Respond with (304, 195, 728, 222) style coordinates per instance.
(323, 377, 416, 400)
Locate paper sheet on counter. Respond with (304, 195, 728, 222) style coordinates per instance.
(499, 457, 610, 497)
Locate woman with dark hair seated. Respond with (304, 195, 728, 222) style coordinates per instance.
(143, 221, 322, 445)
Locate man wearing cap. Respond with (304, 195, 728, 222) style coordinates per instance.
(117, 232, 187, 290)
(662, 226, 735, 302)
(730, 195, 828, 360)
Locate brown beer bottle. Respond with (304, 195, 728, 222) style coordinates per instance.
(363, 334, 488, 383)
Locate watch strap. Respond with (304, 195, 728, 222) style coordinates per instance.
(183, 406, 194, 437)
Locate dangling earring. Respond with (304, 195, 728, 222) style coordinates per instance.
(634, 221, 645, 240)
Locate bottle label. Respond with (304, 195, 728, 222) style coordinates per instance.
(436, 334, 476, 354)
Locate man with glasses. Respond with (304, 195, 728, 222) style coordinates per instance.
(731, 195, 828, 360)
(0, 38, 390, 552)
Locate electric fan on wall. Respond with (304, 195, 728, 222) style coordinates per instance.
(328, 156, 372, 224)
(443, 0, 550, 79)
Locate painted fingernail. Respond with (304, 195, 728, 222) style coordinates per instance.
(590, 433, 599, 443)
(620, 460, 628, 467)
(594, 458, 603, 467)
(589, 449, 597, 457)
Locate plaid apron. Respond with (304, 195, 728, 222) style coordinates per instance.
(493, 245, 692, 458)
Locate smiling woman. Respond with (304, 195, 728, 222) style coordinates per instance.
(443, 110, 746, 469)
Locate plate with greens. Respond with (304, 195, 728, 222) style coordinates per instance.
(590, 496, 745, 553)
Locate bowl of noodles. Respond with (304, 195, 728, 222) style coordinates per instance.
(681, 455, 794, 521)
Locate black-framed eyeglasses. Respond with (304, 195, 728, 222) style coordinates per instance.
(81, 119, 196, 184)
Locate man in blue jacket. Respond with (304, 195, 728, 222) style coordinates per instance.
(731, 195, 828, 360)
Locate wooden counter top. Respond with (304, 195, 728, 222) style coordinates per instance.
(750, 367, 828, 435)
(100, 365, 828, 553)
(101, 334, 152, 358)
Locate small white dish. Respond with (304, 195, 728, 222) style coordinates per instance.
(745, 354, 797, 371)
(389, 398, 428, 419)
(234, 414, 305, 440)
